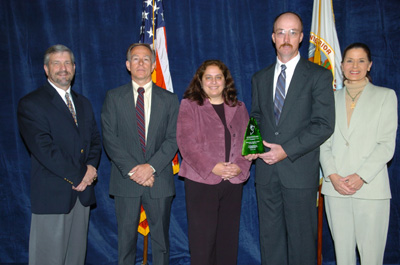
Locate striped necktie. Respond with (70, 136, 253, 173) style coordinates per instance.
(274, 64, 286, 125)
(136, 87, 146, 153)
(65, 92, 78, 126)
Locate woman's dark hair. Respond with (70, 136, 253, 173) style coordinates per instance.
(183, 60, 239, 106)
(342, 42, 372, 82)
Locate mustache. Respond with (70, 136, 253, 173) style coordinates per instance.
(56, 70, 71, 75)
(279, 43, 293, 49)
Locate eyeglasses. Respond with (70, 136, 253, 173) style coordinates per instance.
(274, 29, 300, 38)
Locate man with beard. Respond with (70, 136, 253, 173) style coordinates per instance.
(245, 12, 335, 265)
(18, 44, 101, 265)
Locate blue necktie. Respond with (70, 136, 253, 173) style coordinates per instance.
(136, 87, 146, 153)
(274, 64, 286, 125)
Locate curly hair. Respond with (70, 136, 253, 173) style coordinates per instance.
(183, 60, 239, 106)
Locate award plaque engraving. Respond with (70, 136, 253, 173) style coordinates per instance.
(242, 117, 264, 155)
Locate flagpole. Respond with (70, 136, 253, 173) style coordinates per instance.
(308, 0, 343, 263)
(313, 0, 322, 65)
(316, 1, 323, 263)
(317, 184, 324, 265)
(142, 234, 148, 265)
(152, 0, 155, 45)
(142, 3, 156, 263)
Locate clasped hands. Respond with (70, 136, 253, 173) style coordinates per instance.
(245, 140, 287, 165)
(329, 173, 364, 195)
(73, 164, 98, 192)
(129, 164, 155, 187)
(212, 162, 242, 181)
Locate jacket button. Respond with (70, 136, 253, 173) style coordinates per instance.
(81, 149, 84, 153)
(275, 132, 279, 136)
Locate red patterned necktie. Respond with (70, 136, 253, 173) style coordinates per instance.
(136, 87, 146, 153)
(65, 92, 78, 126)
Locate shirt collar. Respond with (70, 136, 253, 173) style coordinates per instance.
(276, 52, 301, 71)
(47, 79, 71, 96)
(132, 80, 153, 93)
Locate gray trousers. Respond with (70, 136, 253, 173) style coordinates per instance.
(29, 198, 90, 265)
(115, 192, 173, 265)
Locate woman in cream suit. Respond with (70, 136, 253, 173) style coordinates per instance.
(320, 43, 398, 265)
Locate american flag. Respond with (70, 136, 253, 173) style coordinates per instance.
(139, 0, 173, 93)
(137, 0, 179, 238)
(139, 0, 179, 174)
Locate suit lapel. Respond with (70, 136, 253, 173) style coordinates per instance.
(47, 83, 79, 132)
(120, 83, 143, 156)
(224, 103, 237, 126)
(261, 66, 276, 126)
(72, 91, 85, 134)
(347, 82, 371, 136)
(335, 88, 349, 141)
(278, 58, 306, 125)
(202, 99, 222, 122)
(146, 84, 163, 154)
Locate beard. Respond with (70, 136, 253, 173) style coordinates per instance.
(50, 70, 74, 88)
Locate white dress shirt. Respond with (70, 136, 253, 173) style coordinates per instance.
(48, 79, 76, 111)
(273, 52, 301, 98)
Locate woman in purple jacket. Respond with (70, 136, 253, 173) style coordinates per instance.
(177, 60, 251, 265)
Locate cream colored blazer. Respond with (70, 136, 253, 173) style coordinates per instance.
(320, 82, 397, 199)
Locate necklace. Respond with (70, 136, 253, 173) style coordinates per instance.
(345, 88, 363, 109)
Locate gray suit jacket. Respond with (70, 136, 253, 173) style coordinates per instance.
(101, 82, 179, 198)
(251, 57, 335, 189)
(320, 82, 397, 199)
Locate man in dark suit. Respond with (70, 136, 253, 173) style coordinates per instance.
(101, 43, 179, 265)
(245, 12, 335, 265)
(17, 44, 102, 265)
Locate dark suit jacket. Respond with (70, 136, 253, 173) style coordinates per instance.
(17, 81, 102, 214)
(101, 82, 179, 199)
(251, 57, 335, 189)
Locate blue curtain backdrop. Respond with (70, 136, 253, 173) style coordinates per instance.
(1, 0, 400, 264)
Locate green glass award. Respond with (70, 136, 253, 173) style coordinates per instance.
(242, 117, 264, 155)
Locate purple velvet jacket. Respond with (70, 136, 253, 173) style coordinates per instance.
(177, 98, 251, 185)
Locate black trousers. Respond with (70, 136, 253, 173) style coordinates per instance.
(185, 178, 243, 265)
(256, 173, 318, 265)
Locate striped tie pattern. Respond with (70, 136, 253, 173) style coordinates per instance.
(65, 92, 78, 126)
(136, 87, 146, 153)
(274, 64, 286, 125)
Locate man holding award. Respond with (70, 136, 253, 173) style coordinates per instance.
(245, 12, 335, 265)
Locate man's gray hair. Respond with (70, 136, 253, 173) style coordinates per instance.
(44, 44, 75, 66)
(126, 43, 156, 64)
